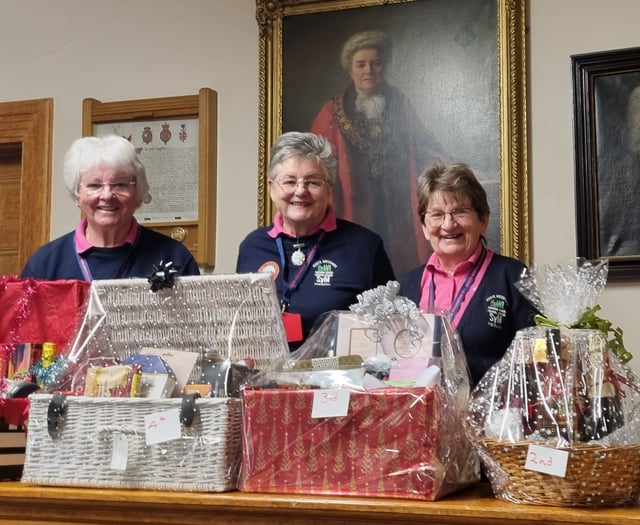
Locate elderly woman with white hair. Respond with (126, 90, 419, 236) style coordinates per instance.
(236, 131, 395, 349)
(21, 135, 200, 280)
(311, 29, 445, 279)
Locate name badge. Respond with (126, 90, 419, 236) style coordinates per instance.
(282, 312, 303, 342)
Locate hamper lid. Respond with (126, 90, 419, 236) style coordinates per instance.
(51, 273, 290, 393)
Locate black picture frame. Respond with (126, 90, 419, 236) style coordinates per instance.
(255, 0, 529, 275)
(572, 46, 640, 280)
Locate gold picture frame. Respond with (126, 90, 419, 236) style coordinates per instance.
(255, 0, 529, 267)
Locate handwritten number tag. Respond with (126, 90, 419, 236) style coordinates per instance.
(311, 388, 350, 418)
(524, 444, 569, 477)
(144, 408, 181, 445)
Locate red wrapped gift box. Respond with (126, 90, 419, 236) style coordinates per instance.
(0, 278, 87, 479)
(240, 385, 477, 500)
(0, 278, 90, 379)
(0, 277, 90, 351)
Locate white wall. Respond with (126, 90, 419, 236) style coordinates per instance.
(530, 0, 640, 373)
(0, 0, 259, 276)
(2, 0, 640, 372)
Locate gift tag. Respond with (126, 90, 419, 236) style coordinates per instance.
(110, 432, 128, 471)
(144, 408, 181, 445)
(311, 388, 350, 418)
(282, 312, 303, 342)
(524, 444, 568, 477)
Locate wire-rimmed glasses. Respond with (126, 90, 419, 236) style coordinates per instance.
(273, 177, 327, 193)
(424, 207, 475, 226)
(80, 181, 137, 196)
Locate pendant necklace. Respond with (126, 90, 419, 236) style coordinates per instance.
(291, 239, 306, 266)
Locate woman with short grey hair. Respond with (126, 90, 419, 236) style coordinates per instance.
(22, 135, 200, 280)
(237, 131, 395, 350)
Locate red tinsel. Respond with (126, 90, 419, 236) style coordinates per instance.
(0, 275, 37, 347)
(0, 277, 90, 351)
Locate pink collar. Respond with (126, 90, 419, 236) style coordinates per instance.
(75, 218, 139, 254)
(268, 206, 337, 239)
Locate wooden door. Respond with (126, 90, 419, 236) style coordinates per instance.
(0, 99, 53, 277)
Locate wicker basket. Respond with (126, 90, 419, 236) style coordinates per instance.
(22, 394, 242, 492)
(20, 274, 287, 492)
(478, 437, 640, 507)
(54, 273, 289, 393)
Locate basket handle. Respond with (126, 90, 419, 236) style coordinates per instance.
(180, 392, 200, 427)
(95, 424, 138, 436)
(47, 393, 67, 439)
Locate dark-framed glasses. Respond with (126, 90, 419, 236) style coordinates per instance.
(425, 207, 475, 225)
(80, 181, 137, 196)
(274, 177, 327, 193)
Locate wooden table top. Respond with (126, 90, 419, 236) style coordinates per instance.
(0, 481, 639, 525)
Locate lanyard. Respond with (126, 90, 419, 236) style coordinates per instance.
(74, 229, 140, 282)
(427, 245, 487, 323)
(275, 231, 325, 311)
(75, 253, 93, 282)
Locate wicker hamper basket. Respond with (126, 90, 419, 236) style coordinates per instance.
(478, 437, 640, 506)
(21, 273, 288, 492)
(22, 394, 242, 492)
(466, 262, 640, 507)
(65, 273, 289, 387)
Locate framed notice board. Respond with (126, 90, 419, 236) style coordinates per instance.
(82, 87, 217, 268)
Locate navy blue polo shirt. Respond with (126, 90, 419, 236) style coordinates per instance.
(236, 217, 395, 349)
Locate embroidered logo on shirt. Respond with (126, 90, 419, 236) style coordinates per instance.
(313, 259, 336, 286)
(258, 261, 280, 280)
(486, 294, 508, 328)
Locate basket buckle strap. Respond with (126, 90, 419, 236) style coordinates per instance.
(180, 392, 200, 427)
(47, 393, 67, 439)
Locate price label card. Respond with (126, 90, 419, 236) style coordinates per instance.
(110, 432, 128, 471)
(311, 388, 350, 418)
(524, 443, 569, 477)
(144, 408, 181, 445)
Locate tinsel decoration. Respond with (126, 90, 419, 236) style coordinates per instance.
(147, 260, 180, 292)
(0, 275, 37, 345)
(1, 277, 39, 385)
(30, 356, 69, 388)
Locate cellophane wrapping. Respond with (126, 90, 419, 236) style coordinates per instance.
(44, 273, 289, 395)
(0, 277, 90, 481)
(21, 273, 289, 492)
(240, 281, 480, 500)
(0, 277, 90, 394)
(465, 259, 640, 506)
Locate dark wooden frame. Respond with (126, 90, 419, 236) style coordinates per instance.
(255, 0, 530, 264)
(572, 46, 640, 280)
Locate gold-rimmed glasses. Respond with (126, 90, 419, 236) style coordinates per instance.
(80, 181, 137, 196)
(424, 207, 475, 226)
(273, 177, 327, 193)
